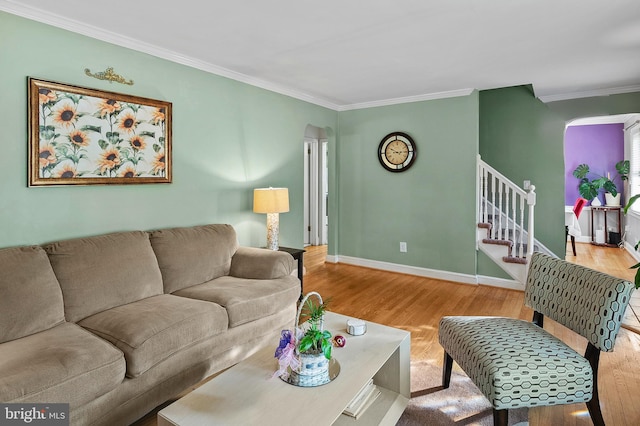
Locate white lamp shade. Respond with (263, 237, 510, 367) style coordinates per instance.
(253, 188, 289, 213)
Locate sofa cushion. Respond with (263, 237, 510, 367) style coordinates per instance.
(150, 224, 239, 293)
(173, 275, 300, 327)
(0, 322, 125, 407)
(78, 294, 229, 378)
(0, 245, 65, 343)
(44, 231, 164, 322)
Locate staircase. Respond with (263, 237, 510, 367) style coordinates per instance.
(477, 155, 545, 284)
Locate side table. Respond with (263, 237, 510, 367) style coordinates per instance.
(277, 246, 305, 299)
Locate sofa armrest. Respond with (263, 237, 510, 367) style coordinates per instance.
(229, 247, 295, 279)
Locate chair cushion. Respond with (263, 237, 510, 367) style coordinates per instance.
(439, 316, 593, 410)
(0, 246, 65, 343)
(78, 294, 228, 378)
(150, 224, 239, 294)
(44, 231, 164, 323)
(173, 275, 300, 327)
(0, 322, 125, 408)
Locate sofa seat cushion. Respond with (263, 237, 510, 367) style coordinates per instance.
(0, 322, 125, 407)
(0, 245, 65, 343)
(173, 275, 300, 327)
(78, 294, 229, 378)
(150, 224, 239, 294)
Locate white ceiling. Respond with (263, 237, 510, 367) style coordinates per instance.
(3, 0, 640, 110)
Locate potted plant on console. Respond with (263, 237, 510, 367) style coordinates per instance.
(572, 160, 629, 206)
(274, 292, 333, 387)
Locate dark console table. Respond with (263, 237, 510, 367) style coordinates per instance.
(278, 246, 305, 298)
(590, 206, 622, 247)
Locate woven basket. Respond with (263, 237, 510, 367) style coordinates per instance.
(289, 292, 330, 387)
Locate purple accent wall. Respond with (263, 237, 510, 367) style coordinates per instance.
(564, 123, 624, 205)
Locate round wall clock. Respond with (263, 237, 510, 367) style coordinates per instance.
(378, 132, 417, 172)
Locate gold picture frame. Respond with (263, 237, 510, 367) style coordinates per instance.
(28, 78, 172, 186)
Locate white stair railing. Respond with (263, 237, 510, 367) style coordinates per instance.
(477, 155, 536, 260)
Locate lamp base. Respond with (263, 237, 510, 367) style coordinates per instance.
(266, 212, 280, 250)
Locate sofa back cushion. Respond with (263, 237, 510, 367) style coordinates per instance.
(44, 231, 164, 323)
(0, 246, 65, 343)
(150, 224, 239, 294)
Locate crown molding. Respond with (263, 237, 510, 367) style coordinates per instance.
(0, 1, 342, 111)
(338, 88, 475, 111)
(0, 1, 475, 112)
(538, 84, 640, 103)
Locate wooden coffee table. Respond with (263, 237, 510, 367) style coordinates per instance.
(158, 312, 410, 425)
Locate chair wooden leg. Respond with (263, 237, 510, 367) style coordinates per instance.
(571, 235, 576, 256)
(585, 343, 605, 426)
(493, 408, 508, 426)
(587, 397, 605, 426)
(442, 351, 453, 388)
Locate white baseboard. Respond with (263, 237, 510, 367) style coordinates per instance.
(324, 254, 523, 290)
(477, 275, 525, 291)
(625, 242, 640, 262)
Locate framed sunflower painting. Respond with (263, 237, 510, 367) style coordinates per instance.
(28, 78, 172, 186)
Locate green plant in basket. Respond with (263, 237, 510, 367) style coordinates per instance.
(273, 292, 333, 381)
(298, 297, 332, 360)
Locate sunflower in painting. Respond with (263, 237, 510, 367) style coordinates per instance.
(151, 151, 165, 175)
(129, 135, 146, 151)
(119, 165, 137, 178)
(39, 144, 57, 170)
(67, 129, 90, 147)
(118, 111, 139, 134)
(98, 148, 122, 174)
(97, 99, 121, 118)
(55, 164, 78, 179)
(53, 102, 78, 129)
(151, 107, 165, 125)
(38, 89, 57, 105)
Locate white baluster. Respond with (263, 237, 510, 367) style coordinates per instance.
(505, 187, 511, 245)
(482, 166, 488, 224)
(491, 174, 496, 239)
(527, 185, 536, 259)
(511, 188, 517, 254)
(519, 196, 525, 257)
(498, 181, 503, 240)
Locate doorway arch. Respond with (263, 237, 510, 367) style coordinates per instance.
(563, 113, 640, 246)
(303, 124, 328, 247)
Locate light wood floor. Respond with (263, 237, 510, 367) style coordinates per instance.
(135, 244, 640, 425)
(302, 244, 640, 426)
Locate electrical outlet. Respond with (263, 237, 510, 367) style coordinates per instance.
(400, 242, 407, 253)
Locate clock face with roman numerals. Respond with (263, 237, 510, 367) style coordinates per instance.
(378, 132, 416, 172)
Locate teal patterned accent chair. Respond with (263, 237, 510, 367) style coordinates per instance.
(438, 252, 634, 426)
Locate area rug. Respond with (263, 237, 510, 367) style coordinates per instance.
(396, 360, 528, 425)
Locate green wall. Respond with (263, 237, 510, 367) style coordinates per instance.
(479, 86, 566, 261)
(0, 11, 337, 248)
(337, 94, 480, 275)
(547, 92, 640, 121)
(13, 10, 629, 282)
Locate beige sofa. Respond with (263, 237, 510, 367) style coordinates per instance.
(0, 224, 299, 425)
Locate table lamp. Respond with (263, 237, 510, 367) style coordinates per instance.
(253, 187, 289, 250)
